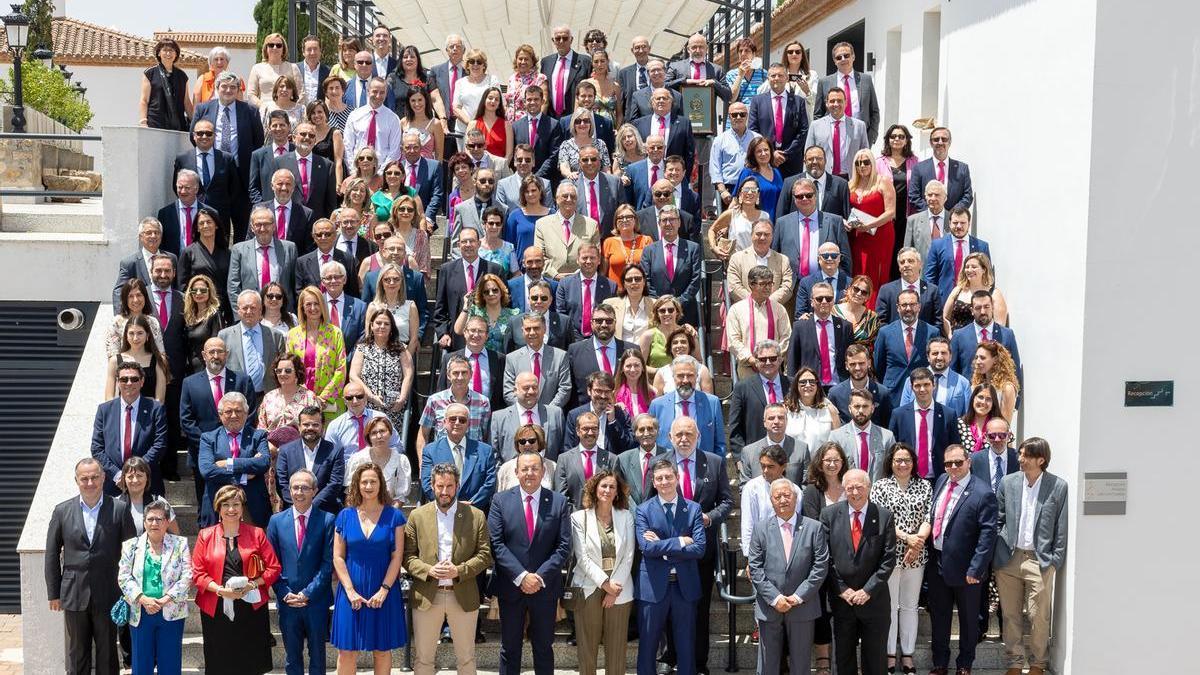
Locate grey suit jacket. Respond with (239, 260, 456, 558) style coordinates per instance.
(994, 470, 1069, 571)
(573, 172, 623, 237)
(804, 115, 869, 176)
(738, 435, 810, 486)
(495, 173, 551, 213)
(614, 446, 667, 505)
(902, 209, 947, 260)
(488, 403, 565, 463)
(227, 238, 298, 309)
(553, 445, 617, 509)
(748, 513, 828, 623)
(814, 71, 880, 144)
(113, 249, 178, 307)
(502, 344, 572, 408)
(827, 422, 896, 481)
(217, 322, 286, 393)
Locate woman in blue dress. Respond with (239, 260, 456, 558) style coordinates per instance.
(503, 175, 553, 270)
(735, 136, 784, 222)
(331, 462, 407, 674)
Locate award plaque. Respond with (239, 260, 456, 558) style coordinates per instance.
(680, 84, 717, 137)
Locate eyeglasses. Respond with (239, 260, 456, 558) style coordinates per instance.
(850, 286, 869, 296)
(793, 192, 815, 200)
(943, 459, 966, 468)
(652, 190, 673, 198)
(117, 376, 142, 384)
(515, 437, 540, 446)
(892, 457, 913, 465)
(267, 43, 284, 49)
(812, 296, 834, 303)
(854, 159, 872, 166)
(265, 293, 284, 300)
(355, 59, 372, 65)
(466, 59, 484, 66)
(819, 252, 841, 261)
(289, 485, 314, 492)
(476, 177, 495, 184)
(822, 458, 843, 465)
(313, 231, 335, 238)
(275, 367, 295, 374)
(728, 111, 747, 118)
(193, 130, 214, 137)
(445, 415, 468, 423)
(889, 133, 909, 140)
(321, 274, 346, 281)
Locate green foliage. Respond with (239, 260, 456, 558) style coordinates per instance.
(253, 0, 340, 66)
(21, 0, 54, 53)
(0, 59, 93, 131)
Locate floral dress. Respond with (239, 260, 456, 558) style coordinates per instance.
(358, 342, 408, 428)
(504, 71, 548, 123)
(285, 322, 347, 420)
(479, 240, 518, 277)
(466, 304, 521, 353)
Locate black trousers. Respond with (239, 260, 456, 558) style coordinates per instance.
(163, 381, 183, 476)
(64, 603, 119, 675)
(829, 599, 889, 675)
(662, 553, 716, 672)
(926, 549, 983, 670)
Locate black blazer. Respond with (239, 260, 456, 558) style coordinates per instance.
(565, 338, 630, 408)
(628, 87, 683, 121)
(252, 199, 317, 256)
(275, 152, 338, 220)
(173, 147, 243, 228)
(157, 199, 216, 257)
(727, 373, 792, 458)
(631, 114, 696, 175)
(248, 143, 294, 205)
(564, 404, 636, 454)
(44, 496, 136, 611)
(634, 205, 694, 242)
(294, 247, 359, 300)
(437, 347, 507, 412)
(617, 62, 650, 118)
(192, 99, 265, 205)
(820, 501, 896, 615)
(875, 278, 942, 328)
(888, 402, 955, 479)
(113, 249, 179, 306)
(157, 288, 188, 382)
(827, 378, 893, 428)
(787, 315, 853, 381)
(432, 257, 502, 350)
(777, 172, 852, 221)
(539, 51, 593, 118)
(554, 273, 617, 342)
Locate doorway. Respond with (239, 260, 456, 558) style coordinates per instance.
(826, 20, 866, 75)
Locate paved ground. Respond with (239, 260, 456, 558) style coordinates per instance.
(0, 615, 21, 675)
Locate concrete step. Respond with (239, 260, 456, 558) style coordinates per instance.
(0, 199, 103, 233)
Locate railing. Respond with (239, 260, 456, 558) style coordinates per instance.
(715, 521, 756, 672)
(0, 131, 103, 199)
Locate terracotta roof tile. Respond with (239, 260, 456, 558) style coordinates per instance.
(0, 17, 208, 67)
(153, 31, 257, 46)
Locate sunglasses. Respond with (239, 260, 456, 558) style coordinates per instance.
(794, 192, 816, 200)
(466, 142, 485, 149)
(728, 111, 747, 118)
(516, 437, 540, 446)
(757, 355, 779, 363)
(193, 130, 214, 137)
(466, 59, 484, 66)
(833, 53, 851, 61)
(396, 206, 414, 213)
(267, 43, 284, 49)
(653, 190, 673, 198)
(275, 367, 295, 374)
(850, 286, 870, 296)
(117, 376, 142, 384)
(385, 171, 404, 177)
(574, 120, 592, 126)
(889, 133, 909, 140)
(943, 460, 966, 468)
(986, 432, 1010, 441)
(812, 296, 834, 303)
(265, 293, 284, 300)
(344, 394, 366, 401)
(786, 49, 804, 54)
(189, 287, 210, 295)
(854, 159, 872, 166)
(313, 231, 334, 238)
(355, 59, 372, 65)
(819, 253, 840, 260)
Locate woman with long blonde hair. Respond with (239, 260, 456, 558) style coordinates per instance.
(847, 148, 897, 307)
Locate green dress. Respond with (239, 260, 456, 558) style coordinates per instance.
(646, 328, 671, 368)
(468, 304, 522, 353)
(371, 187, 416, 223)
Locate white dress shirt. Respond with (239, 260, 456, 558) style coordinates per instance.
(932, 478, 967, 550)
(215, 102, 240, 150)
(813, 316, 840, 384)
(80, 496, 104, 543)
(343, 104, 403, 169)
(300, 61, 322, 102)
(913, 403, 935, 456)
(435, 501, 458, 586)
(1017, 473, 1042, 550)
(739, 475, 774, 556)
(591, 336, 616, 374)
(796, 211, 822, 276)
(207, 368, 227, 402)
(301, 440, 319, 471)
(176, 199, 197, 244)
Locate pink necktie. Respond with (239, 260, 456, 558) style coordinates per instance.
(581, 278, 593, 337)
(471, 353, 483, 394)
(321, 253, 331, 265)
(692, 62, 702, 79)
(680, 457, 693, 500)
(680, 399, 691, 418)
(933, 480, 960, 540)
(354, 414, 366, 448)
(259, 245, 271, 287)
(562, 218, 572, 242)
(450, 67, 459, 113)
(155, 290, 168, 327)
(529, 116, 538, 147)
(981, 327, 990, 342)
(858, 430, 870, 473)
(183, 206, 193, 246)
(366, 110, 378, 146)
(780, 521, 793, 562)
(843, 74, 853, 117)
(524, 494, 535, 540)
(766, 381, 778, 404)
(954, 239, 965, 279)
(917, 409, 931, 477)
(583, 450, 594, 479)
(330, 298, 340, 326)
(212, 374, 223, 408)
(651, 163, 660, 184)
(937, 160, 946, 184)
(657, 115, 667, 139)
(276, 205, 287, 239)
(299, 157, 310, 201)
(296, 514, 306, 550)
(554, 57, 567, 115)
(588, 181, 600, 222)
(773, 95, 784, 145)
(598, 344, 612, 374)
(229, 432, 240, 459)
(747, 299, 775, 355)
(832, 120, 842, 175)
(466, 263, 476, 293)
(524, 410, 534, 425)
(642, 452, 653, 489)
(800, 217, 812, 277)
(275, 145, 285, 157)
(123, 405, 133, 460)
(408, 163, 419, 188)
(532, 351, 542, 380)
(905, 326, 914, 360)
(817, 319, 832, 384)
(665, 242, 675, 280)
(931, 215, 941, 239)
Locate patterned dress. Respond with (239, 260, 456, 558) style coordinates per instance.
(870, 476, 933, 569)
(357, 343, 408, 428)
(466, 304, 521, 353)
(834, 305, 881, 352)
(286, 323, 348, 420)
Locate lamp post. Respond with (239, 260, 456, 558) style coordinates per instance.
(2, 3, 30, 133)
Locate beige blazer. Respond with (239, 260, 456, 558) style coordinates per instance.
(570, 507, 635, 604)
(725, 297, 793, 379)
(726, 247, 795, 306)
(602, 295, 654, 344)
(533, 212, 600, 278)
(402, 501, 494, 611)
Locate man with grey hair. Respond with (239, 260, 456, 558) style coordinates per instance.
(627, 59, 681, 120)
(253, 167, 317, 255)
(462, 128, 511, 178)
(276, 120, 337, 220)
(218, 289, 285, 394)
(774, 176, 853, 284)
(429, 34, 466, 157)
(726, 265, 793, 379)
(294, 217, 358, 300)
(502, 314, 571, 408)
(729, 337, 793, 461)
(157, 168, 210, 256)
(540, 24, 593, 118)
(198, 391, 271, 527)
(534, 181, 600, 280)
(793, 241, 853, 317)
(401, 128, 445, 220)
(227, 205, 298, 307)
(181, 336, 257, 503)
(112, 216, 178, 307)
(615, 413, 665, 504)
(319, 259, 367, 354)
(903, 179, 948, 259)
(192, 69, 264, 237)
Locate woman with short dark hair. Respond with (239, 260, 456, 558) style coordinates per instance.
(140, 38, 193, 130)
(118, 496, 190, 674)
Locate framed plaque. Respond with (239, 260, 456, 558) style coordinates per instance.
(681, 84, 717, 137)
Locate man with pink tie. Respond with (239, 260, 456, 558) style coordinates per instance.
(227, 206, 298, 309)
(804, 87, 868, 179)
(826, 389, 897, 481)
(554, 411, 618, 509)
(565, 306, 629, 407)
(813, 42, 880, 144)
(539, 25, 592, 119)
(786, 281, 853, 386)
(908, 126, 974, 211)
(749, 63, 810, 176)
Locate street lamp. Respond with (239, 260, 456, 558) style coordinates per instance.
(2, 3, 29, 133)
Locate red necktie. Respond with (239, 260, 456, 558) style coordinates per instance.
(680, 399, 691, 418)
(276, 205, 287, 239)
(123, 404, 133, 460)
(321, 253, 331, 265)
(583, 450, 594, 479)
(937, 160, 946, 184)
(665, 242, 676, 281)
(931, 215, 941, 239)
(366, 110, 378, 146)
(581, 278, 593, 337)
(843, 74, 854, 117)
(800, 217, 812, 277)
(981, 327, 990, 342)
(471, 353, 483, 394)
(817, 319, 833, 384)
(554, 56, 567, 115)
(692, 62, 701, 79)
(212, 374, 223, 408)
(851, 510, 862, 551)
(354, 414, 366, 448)
(466, 262, 476, 293)
(529, 116, 538, 147)
(954, 239, 965, 280)
(259, 245, 271, 288)
(680, 457, 693, 500)
(904, 326, 914, 360)
(275, 145, 285, 157)
(588, 180, 600, 222)
(773, 95, 784, 145)
(524, 409, 535, 425)
(524, 494, 536, 540)
(832, 119, 842, 175)
(155, 290, 168, 328)
(408, 162, 419, 188)
(598, 344, 612, 374)
(296, 514, 307, 550)
(329, 298, 340, 326)
(562, 217, 572, 242)
(766, 381, 778, 404)
(933, 480, 960, 540)
(183, 206, 193, 246)
(651, 163, 660, 184)
(917, 409, 931, 477)
(229, 432, 240, 459)
(858, 430, 870, 474)
(299, 157, 310, 201)
(532, 352, 542, 381)
(642, 452, 653, 490)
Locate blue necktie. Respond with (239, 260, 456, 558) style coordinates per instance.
(244, 327, 264, 390)
(199, 152, 211, 187)
(664, 502, 675, 532)
(993, 455, 1003, 494)
(358, 80, 367, 107)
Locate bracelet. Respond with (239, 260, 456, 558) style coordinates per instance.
(380, 582, 392, 591)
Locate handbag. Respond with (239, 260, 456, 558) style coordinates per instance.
(110, 597, 130, 627)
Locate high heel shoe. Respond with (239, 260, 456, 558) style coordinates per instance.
(887, 654, 896, 674)
(901, 653, 917, 674)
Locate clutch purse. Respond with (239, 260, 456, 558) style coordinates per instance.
(110, 597, 130, 627)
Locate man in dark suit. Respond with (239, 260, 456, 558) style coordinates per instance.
(180, 337, 258, 504)
(873, 289, 936, 406)
(254, 168, 317, 255)
(433, 228, 501, 351)
(275, 406, 346, 514)
(192, 72, 265, 239)
(437, 315, 507, 413)
(275, 122, 338, 220)
(338, 209, 381, 287)
(827, 344, 894, 427)
(777, 145, 853, 220)
(227, 206, 299, 309)
(876, 247, 941, 326)
(504, 280, 568, 352)
(909, 126, 973, 211)
(773, 177, 852, 281)
(628, 59, 682, 121)
(949, 290, 1022, 381)
(368, 26, 397, 78)
(91, 361, 167, 496)
(45, 458, 136, 675)
(666, 33, 732, 104)
(266, 468, 336, 675)
(564, 305, 629, 406)
(617, 35, 653, 115)
(540, 25, 592, 118)
(563, 372, 636, 454)
(624, 134, 667, 209)
(399, 130, 445, 221)
(664, 155, 701, 227)
(572, 145, 623, 237)
(488, 451, 573, 675)
(174, 119, 242, 235)
(748, 476, 829, 675)
(787, 281, 852, 385)
(555, 245, 617, 342)
(641, 206, 702, 326)
(968, 415, 1019, 642)
(148, 254, 187, 479)
(427, 35, 466, 157)
(631, 88, 695, 175)
(888, 367, 955, 480)
(738, 403, 809, 487)
(507, 248, 559, 312)
(158, 170, 213, 257)
(635, 458, 707, 675)
(728, 339, 791, 459)
(553, 411, 618, 508)
(557, 82, 616, 157)
(749, 63, 810, 176)
(635, 178, 696, 241)
(923, 207, 991, 302)
(820, 469, 896, 675)
(813, 42, 880, 144)
(421, 403, 498, 511)
(293, 218, 358, 300)
(295, 35, 331, 102)
(511, 86, 564, 180)
(926, 444, 998, 675)
(249, 110, 296, 205)
(616, 414, 666, 505)
(112, 217, 177, 307)
(342, 50, 396, 110)
(198, 392, 271, 527)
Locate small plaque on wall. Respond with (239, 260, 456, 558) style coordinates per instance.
(1124, 381, 1173, 407)
(1083, 472, 1127, 515)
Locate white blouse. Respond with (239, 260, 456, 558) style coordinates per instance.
(786, 402, 836, 458)
(345, 448, 412, 504)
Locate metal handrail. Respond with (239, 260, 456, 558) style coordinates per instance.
(715, 521, 755, 672)
(0, 189, 100, 198)
(0, 132, 101, 141)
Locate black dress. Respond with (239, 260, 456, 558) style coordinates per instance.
(313, 127, 336, 165)
(140, 352, 161, 401)
(144, 65, 190, 131)
(179, 242, 233, 323)
(199, 535, 273, 675)
(889, 161, 910, 279)
(186, 312, 225, 374)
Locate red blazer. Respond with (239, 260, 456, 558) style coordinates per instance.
(192, 522, 281, 617)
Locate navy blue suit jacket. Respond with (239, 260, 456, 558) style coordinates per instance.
(192, 99, 265, 202)
(179, 369, 257, 451)
(554, 273, 617, 341)
(487, 486, 573, 599)
(157, 200, 216, 258)
(642, 238, 702, 326)
(266, 507, 335, 605)
(631, 115, 696, 174)
(275, 439, 346, 514)
(421, 437, 497, 510)
(635, 497, 706, 602)
(647, 391, 726, 457)
(91, 397, 167, 495)
(748, 90, 809, 175)
(409, 157, 445, 221)
(794, 270, 853, 317)
(331, 294, 367, 359)
(827, 378, 892, 427)
(888, 402, 955, 479)
(949, 323, 1022, 382)
(342, 76, 395, 110)
(564, 404, 636, 454)
(173, 147, 242, 227)
(873, 320, 937, 405)
(512, 114, 564, 179)
(508, 275, 559, 312)
(908, 157, 973, 211)
(564, 337, 630, 407)
(558, 113, 616, 161)
(622, 159, 656, 209)
(929, 473, 998, 584)
(922, 235, 991, 302)
(875, 278, 942, 327)
(198, 426, 271, 527)
(969, 447, 1019, 491)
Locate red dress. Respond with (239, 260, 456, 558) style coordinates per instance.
(848, 188, 894, 308)
(475, 117, 507, 159)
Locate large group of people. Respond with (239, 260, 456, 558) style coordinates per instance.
(48, 22, 1068, 675)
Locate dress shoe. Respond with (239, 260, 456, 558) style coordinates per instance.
(955, 669, 972, 675)
(656, 663, 675, 675)
(928, 669, 949, 675)
(1004, 669, 1023, 675)
(1029, 668, 1045, 675)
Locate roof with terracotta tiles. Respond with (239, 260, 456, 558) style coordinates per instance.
(153, 31, 257, 46)
(0, 17, 208, 67)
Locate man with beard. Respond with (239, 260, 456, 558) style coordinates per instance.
(180, 337, 256, 504)
(275, 406, 346, 513)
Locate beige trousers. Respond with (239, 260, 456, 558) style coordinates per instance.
(995, 549, 1055, 668)
(574, 588, 633, 675)
(411, 589, 479, 675)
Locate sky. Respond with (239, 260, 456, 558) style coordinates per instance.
(65, 0, 256, 39)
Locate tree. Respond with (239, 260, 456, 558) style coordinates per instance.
(21, 0, 54, 53)
(0, 59, 93, 131)
(253, 0, 339, 65)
